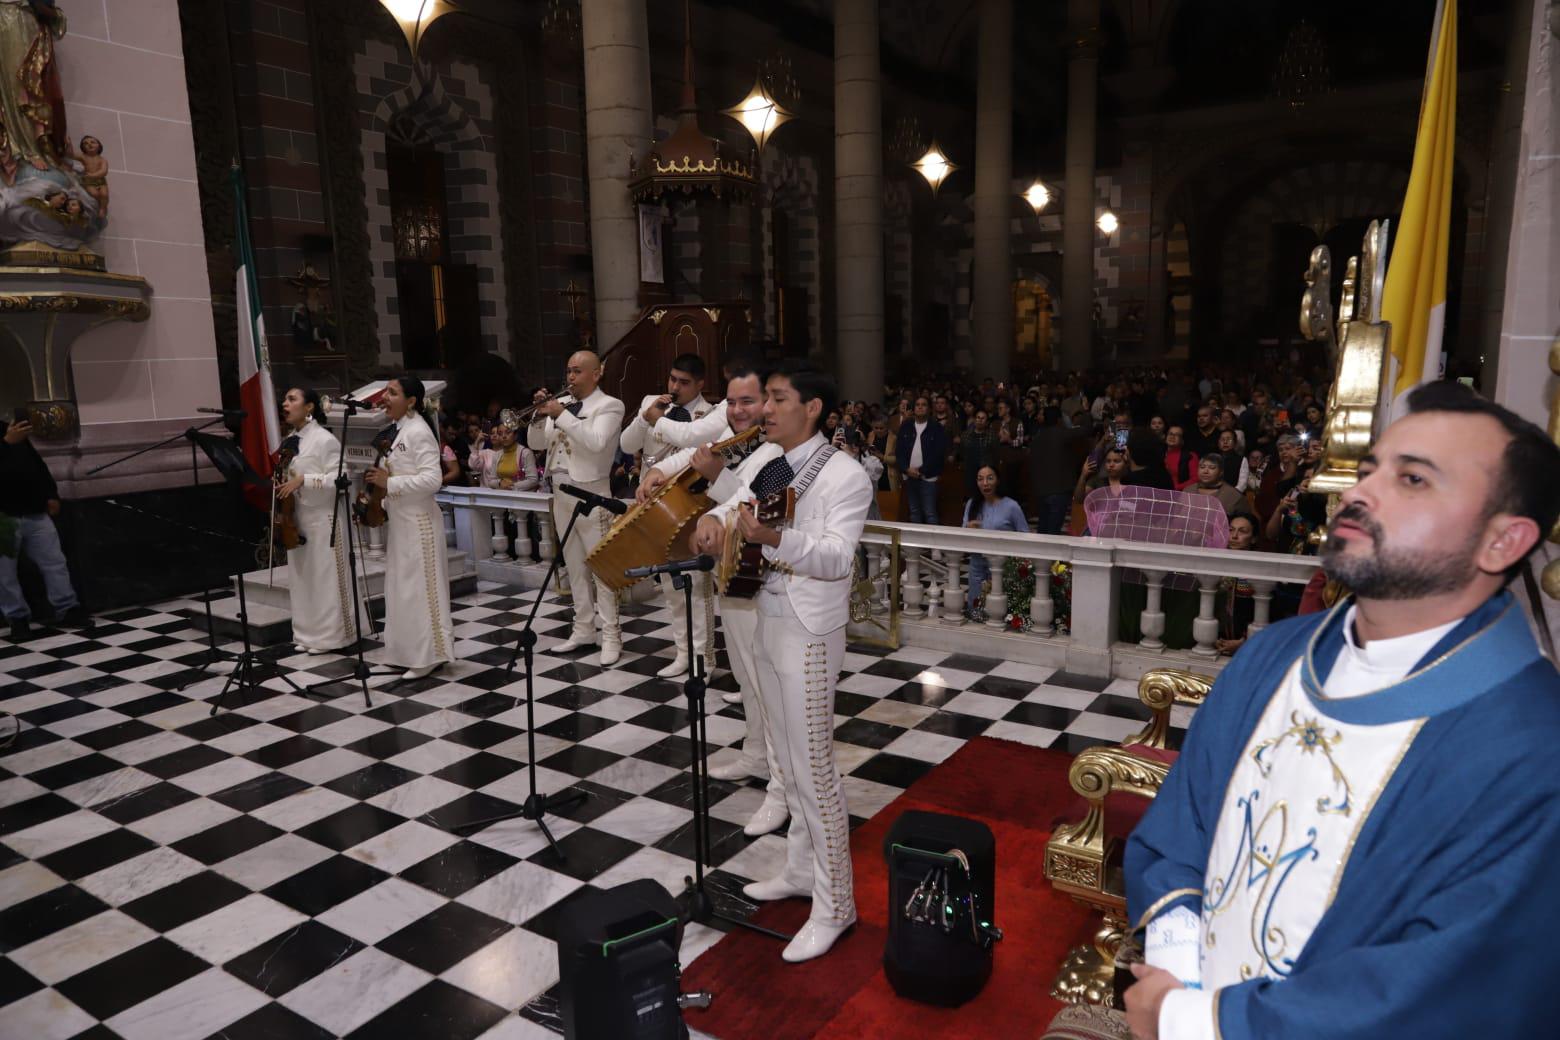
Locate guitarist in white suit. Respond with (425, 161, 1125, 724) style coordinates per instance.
(639, 367, 787, 839)
(620, 353, 717, 678)
(694, 360, 873, 963)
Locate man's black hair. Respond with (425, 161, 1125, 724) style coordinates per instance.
(1405, 381, 1560, 554)
(671, 353, 706, 380)
(768, 359, 838, 433)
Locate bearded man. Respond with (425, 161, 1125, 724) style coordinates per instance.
(1123, 381, 1560, 1039)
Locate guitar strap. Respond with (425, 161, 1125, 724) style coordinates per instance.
(790, 444, 837, 501)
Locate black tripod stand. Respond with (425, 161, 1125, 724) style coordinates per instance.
(438, 491, 599, 854)
(304, 399, 396, 708)
(652, 557, 792, 943)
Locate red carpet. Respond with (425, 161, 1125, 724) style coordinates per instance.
(681, 738, 1095, 1039)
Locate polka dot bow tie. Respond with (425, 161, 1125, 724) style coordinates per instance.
(749, 456, 794, 499)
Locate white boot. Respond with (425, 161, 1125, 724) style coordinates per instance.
(401, 662, 443, 681)
(742, 875, 811, 902)
(721, 690, 743, 705)
(782, 916, 857, 963)
(708, 755, 767, 782)
(552, 637, 595, 655)
(599, 640, 622, 667)
(742, 798, 788, 837)
(656, 654, 689, 678)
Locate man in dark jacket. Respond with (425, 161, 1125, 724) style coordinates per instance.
(1026, 406, 1085, 534)
(1, 420, 87, 640)
(895, 396, 949, 524)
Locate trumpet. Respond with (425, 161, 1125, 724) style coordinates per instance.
(511, 388, 577, 425)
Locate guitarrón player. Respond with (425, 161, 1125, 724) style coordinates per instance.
(639, 367, 787, 838)
(692, 360, 873, 963)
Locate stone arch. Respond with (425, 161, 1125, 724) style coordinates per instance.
(356, 39, 506, 365)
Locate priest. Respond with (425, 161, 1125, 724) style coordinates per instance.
(1123, 381, 1560, 1039)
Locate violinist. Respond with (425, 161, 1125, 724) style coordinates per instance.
(275, 388, 360, 654)
(362, 376, 454, 680)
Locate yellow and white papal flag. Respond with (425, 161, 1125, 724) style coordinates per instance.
(1382, 0, 1457, 421)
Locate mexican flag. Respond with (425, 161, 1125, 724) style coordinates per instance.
(1382, 0, 1456, 420)
(233, 163, 279, 496)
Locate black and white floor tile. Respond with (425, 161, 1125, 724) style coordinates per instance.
(0, 582, 1185, 1039)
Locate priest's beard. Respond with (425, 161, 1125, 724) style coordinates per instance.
(1321, 504, 1481, 599)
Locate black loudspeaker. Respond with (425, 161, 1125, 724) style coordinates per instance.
(882, 809, 1001, 1008)
(556, 879, 688, 1040)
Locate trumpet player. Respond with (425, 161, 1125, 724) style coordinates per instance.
(528, 351, 625, 665)
(621, 353, 717, 677)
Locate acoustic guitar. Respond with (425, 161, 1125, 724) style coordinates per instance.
(714, 488, 796, 598)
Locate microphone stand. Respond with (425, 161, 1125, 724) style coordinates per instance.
(304, 398, 396, 708)
(84, 413, 301, 714)
(669, 561, 792, 942)
(437, 490, 595, 856)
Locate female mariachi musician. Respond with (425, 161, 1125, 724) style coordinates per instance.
(275, 387, 360, 654)
(362, 375, 455, 680)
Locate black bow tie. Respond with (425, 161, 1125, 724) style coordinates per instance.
(565, 400, 583, 417)
(750, 455, 794, 499)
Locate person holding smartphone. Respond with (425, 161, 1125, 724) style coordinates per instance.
(1, 414, 89, 641)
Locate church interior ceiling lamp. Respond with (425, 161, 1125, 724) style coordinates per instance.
(911, 142, 956, 194)
(1023, 181, 1052, 214)
(1096, 210, 1118, 236)
(379, 0, 455, 62)
(724, 77, 793, 153)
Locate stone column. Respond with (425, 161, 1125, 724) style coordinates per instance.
(973, 0, 1014, 382)
(1061, 0, 1100, 371)
(581, 0, 654, 348)
(835, 0, 885, 402)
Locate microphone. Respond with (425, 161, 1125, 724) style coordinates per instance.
(196, 407, 247, 418)
(625, 555, 716, 580)
(559, 483, 628, 516)
(334, 396, 377, 411)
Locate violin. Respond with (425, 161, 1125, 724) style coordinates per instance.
(271, 434, 306, 554)
(355, 424, 397, 528)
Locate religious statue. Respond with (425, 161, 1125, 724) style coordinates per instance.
(0, 2, 113, 260)
(288, 264, 339, 352)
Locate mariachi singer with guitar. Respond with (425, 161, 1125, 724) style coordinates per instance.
(690, 360, 872, 965)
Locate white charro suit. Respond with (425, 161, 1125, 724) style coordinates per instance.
(622, 394, 718, 666)
(528, 388, 625, 648)
(707, 432, 873, 928)
(658, 426, 781, 808)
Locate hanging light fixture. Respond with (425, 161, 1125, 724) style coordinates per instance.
(911, 142, 956, 194)
(1022, 181, 1052, 214)
(628, 0, 756, 202)
(378, 0, 455, 62)
(1097, 210, 1119, 236)
(724, 76, 793, 153)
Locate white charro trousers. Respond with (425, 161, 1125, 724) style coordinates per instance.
(749, 589, 854, 925)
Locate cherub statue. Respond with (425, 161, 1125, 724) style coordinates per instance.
(66, 134, 107, 215)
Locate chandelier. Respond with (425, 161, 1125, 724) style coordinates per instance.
(1272, 19, 1332, 109)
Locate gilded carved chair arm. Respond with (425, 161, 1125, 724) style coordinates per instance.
(1050, 746, 1174, 863)
(1127, 669, 1214, 750)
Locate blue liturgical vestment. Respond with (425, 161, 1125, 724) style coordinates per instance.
(1126, 590, 1560, 1036)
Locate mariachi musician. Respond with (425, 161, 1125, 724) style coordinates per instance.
(693, 360, 873, 964)
(528, 350, 626, 665)
(620, 352, 717, 678)
(275, 387, 361, 654)
(362, 376, 455, 680)
(638, 365, 783, 837)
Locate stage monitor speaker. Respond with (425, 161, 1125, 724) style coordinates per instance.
(882, 809, 1001, 1008)
(556, 879, 688, 1040)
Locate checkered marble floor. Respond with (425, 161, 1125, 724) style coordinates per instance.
(0, 581, 1185, 1040)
